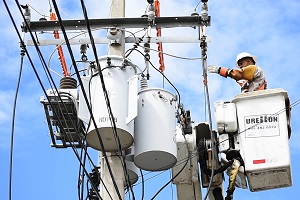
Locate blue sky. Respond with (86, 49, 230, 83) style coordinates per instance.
(1, 0, 299, 199)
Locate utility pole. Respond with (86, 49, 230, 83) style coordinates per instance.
(31, 1, 210, 199)
(107, 0, 125, 56)
(100, 0, 126, 199)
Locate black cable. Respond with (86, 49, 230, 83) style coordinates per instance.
(52, 1, 109, 176)
(140, 169, 145, 200)
(150, 134, 190, 200)
(78, 147, 83, 200)
(80, 4, 126, 160)
(194, 1, 202, 11)
(8, 2, 135, 198)
(78, 146, 85, 200)
(78, 144, 89, 200)
(124, 30, 145, 58)
(129, 48, 181, 105)
(78, 1, 136, 199)
(10, 0, 94, 197)
(86, 179, 89, 200)
(8, 36, 25, 200)
(88, 70, 136, 198)
(15, 2, 88, 152)
(169, 170, 174, 200)
(198, 24, 215, 200)
(9, 2, 103, 199)
(49, 1, 119, 199)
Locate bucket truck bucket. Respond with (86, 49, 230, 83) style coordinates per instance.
(232, 88, 292, 192)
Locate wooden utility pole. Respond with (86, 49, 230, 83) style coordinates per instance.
(99, 0, 126, 199)
(107, 0, 125, 56)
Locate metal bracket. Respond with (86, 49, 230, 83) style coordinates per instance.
(28, 16, 210, 32)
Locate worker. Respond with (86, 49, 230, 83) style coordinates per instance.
(207, 52, 267, 92)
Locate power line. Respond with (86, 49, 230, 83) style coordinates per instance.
(199, 25, 216, 200)
(138, 43, 202, 60)
(77, 0, 135, 199)
(27, 3, 49, 17)
(48, 0, 134, 199)
(128, 48, 181, 105)
(9, 2, 104, 199)
(7, 33, 26, 200)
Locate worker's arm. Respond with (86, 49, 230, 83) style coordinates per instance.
(208, 65, 257, 81)
(228, 65, 257, 81)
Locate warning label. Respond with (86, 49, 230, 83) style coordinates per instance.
(244, 114, 280, 138)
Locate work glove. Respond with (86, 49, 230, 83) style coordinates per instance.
(207, 65, 231, 78)
(207, 65, 221, 73)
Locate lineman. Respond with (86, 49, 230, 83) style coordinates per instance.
(207, 52, 267, 92)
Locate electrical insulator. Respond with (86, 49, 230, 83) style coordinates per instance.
(201, 3, 208, 21)
(80, 44, 88, 55)
(21, 4, 31, 23)
(59, 77, 77, 89)
(140, 76, 148, 90)
(147, 4, 155, 21)
(20, 4, 31, 32)
(144, 43, 150, 53)
(147, 0, 154, 4)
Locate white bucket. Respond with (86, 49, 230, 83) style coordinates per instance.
(232, 88, 292, 191)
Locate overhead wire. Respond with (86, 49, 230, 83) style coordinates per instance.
(138, 43, 202, 60)
(11, 1, 104, 199)
(128, 48, 181, 105)
(169, 169, 175, 200)
(139, 169, 145, 200)
(78, 144, 93, 200)
(78, 0, 132, 197)
(5, 0, 96, 198)
(8, 0, 206, 199)
(194, 1, 202, 11)
(198, 17, 216, 199)
(27, 3, 48, 17)
(21, 0, 98, 178)
(47, 31, 90, 78)
(8, 33, 26, 200)
(125, 47, 197, 199)
(19, 1, 87, 150)
(48, 0, 115, 197)
(124, 30, 147, 58)
(77, 1, 138, 198)
(78, 147, 84, 200)
(77, 0, 135, 198)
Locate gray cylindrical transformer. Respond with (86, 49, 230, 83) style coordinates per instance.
(134, 88, 177, 171)
(86, 55, 137, 152)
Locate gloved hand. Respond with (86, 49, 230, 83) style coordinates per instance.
(208, 65, 231, 78)
(207, 65, 221, 73)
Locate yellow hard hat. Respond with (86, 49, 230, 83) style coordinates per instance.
(236, 52, 257, 67)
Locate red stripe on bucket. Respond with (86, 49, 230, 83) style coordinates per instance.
(253, 159, 266, 164)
